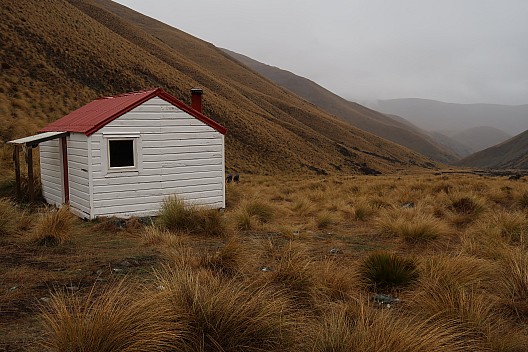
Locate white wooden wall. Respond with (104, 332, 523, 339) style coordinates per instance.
(67, 133, 90, 218)
(89, 97, 225, 218)
(39, 140, 63, 207)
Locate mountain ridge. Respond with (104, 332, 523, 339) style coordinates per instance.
(222, 48, 460, 164)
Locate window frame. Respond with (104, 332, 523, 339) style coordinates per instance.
(103, 133, 141, 174)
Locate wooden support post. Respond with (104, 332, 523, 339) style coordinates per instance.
(13, 145, 21, 200)
(26, 146, 34, 202)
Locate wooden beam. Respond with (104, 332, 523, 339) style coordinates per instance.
(60, 136, 69, 204)
(13, 145, 21, 200)
(26, 146, 34, 202)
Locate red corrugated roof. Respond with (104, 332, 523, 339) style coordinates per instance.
(39, 88, 227, 136)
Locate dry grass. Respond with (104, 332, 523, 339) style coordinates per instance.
(31, 206, 76, 246)
(40, 280, 183, 352)
(359, 251, 419, 292)
(311, 301, 473, 352)
(158, 196, 227, 237)
(156, 268, 299, 352)
(0, 197, 25, 237)
(377, 208, 450, 243)
(5, 174, 528, 350)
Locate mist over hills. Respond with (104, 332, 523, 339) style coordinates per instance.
(0, 0, 437, 175)
(458, 129, 528, 170)
(371, 98, 528, 136)
(222, 49, 459, 164)
(448, 126, 512, 154)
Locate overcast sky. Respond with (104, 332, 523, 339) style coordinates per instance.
(114, 0, 527, 105)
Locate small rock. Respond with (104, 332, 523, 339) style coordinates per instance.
(40, 297, 50, 303)
(372, 294, 400, 308)
(260, 266, 272, 272)
(9, 286, 17, 291)
(112, 268, 123, 273)
(157, 285, 166, 291)
(329, 248, 340, 254)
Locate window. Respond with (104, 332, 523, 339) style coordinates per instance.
(108, 139, 135, 168)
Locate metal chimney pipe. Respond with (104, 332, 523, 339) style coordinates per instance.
(191, 88, 203, 113)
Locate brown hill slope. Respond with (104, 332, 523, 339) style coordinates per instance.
(222, 49, 459, 164)
(457, 130, 528, 169)
(0, 0, 436, 175)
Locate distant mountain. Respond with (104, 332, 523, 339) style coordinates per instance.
(449, 126, 512, 153)
(223, 49, 459, 164)
(458, 130, 528, 169)
(371, 98, 528, 136)
(427, 131, 475, 158)
(0, 0, 436, 175)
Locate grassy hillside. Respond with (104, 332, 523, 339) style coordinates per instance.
(223, 49, 459, 164)
(0, 0, 436, 176)
(458, 129, 528, 169)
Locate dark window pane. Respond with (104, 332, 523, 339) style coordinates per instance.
(109, 140, 134, 167)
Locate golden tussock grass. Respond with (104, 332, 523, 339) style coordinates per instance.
(0, 197, 26, 237)
(158, 196, 228, 237)
(40, 280, 183, 352)
(311, 300, 473, 352)
(156, 268, 300, 352)
(31, 206, 76, 246)
(6, 174, 528, 350)
(377, 207, 451, 244)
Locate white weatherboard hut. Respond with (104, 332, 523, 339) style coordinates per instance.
(8, 88, 227, 219)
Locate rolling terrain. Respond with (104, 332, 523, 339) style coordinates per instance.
(0, 0, 437, 176)
(458, 129, 528, 169)
(223, 49, 459, 164)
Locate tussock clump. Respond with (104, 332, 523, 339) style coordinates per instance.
(359, 251, 418, 291)
(498, 248, 528, 304)
(411, 278, 526, 350)
(290, 196, 316, 217)
(158, 196, 227, 237)
(311, 300, 471, 352)
(492, 210, 528, 243)
(267, 244, 317, 306)
(461, 222, 509, 259)
(157, 268, 298, 352)
(142, 226, 185, 248)
(243, 199, 274, 223)
(0, 198, 24, 236)
(314, 260, 358, 301)
(447, 193, 486, 227)
(32, 206, 75, 246)
(419, 255, 497, 291)
(231, 199, 275, 231)
(200, 237, 251, 277)
(377, 209, 450, 243)
(517, 191, 528, 209)
(315, 210, 339, 229)
(40, 281, 183, 352)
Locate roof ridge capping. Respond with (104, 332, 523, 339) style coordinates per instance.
(98, 88, 160, 100)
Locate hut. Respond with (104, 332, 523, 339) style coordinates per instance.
(8, 88, 227, 219)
